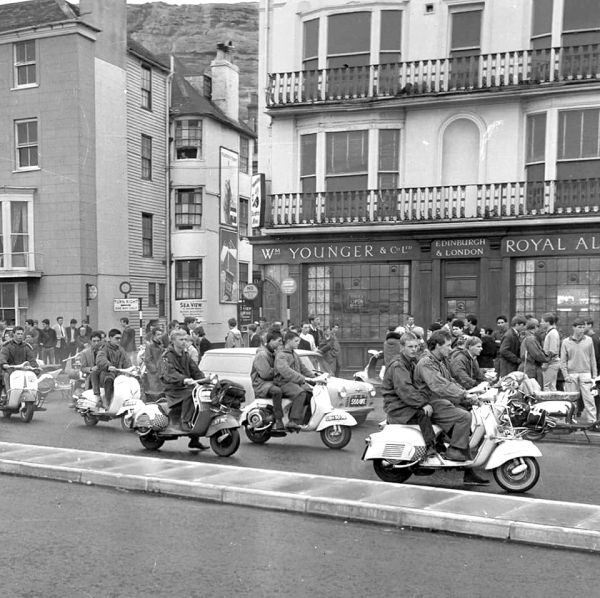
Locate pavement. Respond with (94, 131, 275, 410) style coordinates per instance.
(0, 441, 598, 553)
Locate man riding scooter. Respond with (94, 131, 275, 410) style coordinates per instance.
(0, 326, 39, 396)
(160, 328, 207, 450)
(413, 329, 489, 485)
(95, 328, 131, 411)
(274, 330, 316, 430)
(251, 330, 286, 434)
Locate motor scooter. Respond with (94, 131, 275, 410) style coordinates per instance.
(75, 367, 144, 429)
(131, 377, 243, 457)
(363, 388, 542, 493)
(511, 373, 600, 441)
(0, 363, 46, 422)
(241, 375, 357, 449)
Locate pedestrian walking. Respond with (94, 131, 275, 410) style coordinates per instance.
(497, 315, 526, 377)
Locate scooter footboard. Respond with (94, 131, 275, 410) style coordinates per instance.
(484, 439, 542, 470)
(316, 409, 357, 431)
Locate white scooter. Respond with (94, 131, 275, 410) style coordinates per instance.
(0, 363, 45, 422)
(363, 388, 542, 493)
(241, 375, 357, 449)
(75, 367, 144, 429)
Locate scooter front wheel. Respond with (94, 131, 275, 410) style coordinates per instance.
(373, 459, 413, 484)
(320, 425, 351, 449)
(210, 428, 240, 457)
(493, 456, 540, 493)
(20, 403, 35, 423)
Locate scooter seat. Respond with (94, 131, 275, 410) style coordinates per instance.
(386, 423, 444, 435)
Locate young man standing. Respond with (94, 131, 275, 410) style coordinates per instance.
(560, 318, 598, 424)
(540, 313, 561, 391)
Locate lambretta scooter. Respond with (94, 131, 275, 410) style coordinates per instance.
(131, 377, 243, 457)
(75, 366, 144, 429)
(241, 374, 357, 449)
(363, 386, 542, 493)
(0, 363, 45, 422)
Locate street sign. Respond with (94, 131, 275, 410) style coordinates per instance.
(281, 278, 297, 295)
(113, 298, 139, 312)
(242, 283, 259, 301)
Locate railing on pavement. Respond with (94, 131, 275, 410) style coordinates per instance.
(266, 179, 600, 226)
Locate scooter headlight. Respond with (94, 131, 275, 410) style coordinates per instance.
(339, 387, 348, 399)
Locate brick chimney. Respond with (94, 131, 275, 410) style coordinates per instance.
(79, 0, 127, 68)
(209, 42, 239, 121)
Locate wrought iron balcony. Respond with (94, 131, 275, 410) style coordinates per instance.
(267, 45, 600, 107)
(266, 179, 600, 227)
(0, 252, 42, 277)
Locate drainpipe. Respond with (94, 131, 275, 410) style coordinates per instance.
(166, 56, 174, 324)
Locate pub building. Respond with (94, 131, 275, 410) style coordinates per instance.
(251, 227, 600, 372)
(254, 0, 600, 372)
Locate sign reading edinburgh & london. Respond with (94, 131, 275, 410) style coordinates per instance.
(254, 240, 418, 264)
(431, 238, 489, 258)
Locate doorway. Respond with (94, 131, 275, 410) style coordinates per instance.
(442, 259, 479, 319)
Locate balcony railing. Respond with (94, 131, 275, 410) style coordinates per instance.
(266, 179, 600, 227)
(0, 252, 42, 274)
(267, 45, 600, 107)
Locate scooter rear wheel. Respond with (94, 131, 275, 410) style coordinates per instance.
(244, 426, 271, 444)
(373, 459, 413, 484)
(20, 402, 35, 423)
(139, 432, 165, 451)
(493, 456, 540, 493)
(83, 413, 99, 427)
(210, 428, 240, 457)
(320, 425, 352, 449)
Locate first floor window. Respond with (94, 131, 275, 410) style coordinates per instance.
(175, 259, 202, 300)
(326, 130, 368, 191)
(148, 282, 166, 316)
(0, 199, 32, 270)
(239, 197, 249, 237)
(175, 188, 202, 229)
(141, 135, 152, 180)
(175, 119, 202, 159)
(141, 64, 152, 110)
(142, 213, 153, 257)
(15, 119, 38, 169)
(378, 129, 400, 189)
(240, 137, 250, 174)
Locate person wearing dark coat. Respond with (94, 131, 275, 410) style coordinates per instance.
(0, 326, 38, 395)
(96, 328, 131, 410)
(478, 328, 498, 368)
(449, 337, 485, 389)
(520, 320, 548, 386)
(497, 315, 527, 377)
(160, 329, 206, 450)
(381, 332, 436, 453)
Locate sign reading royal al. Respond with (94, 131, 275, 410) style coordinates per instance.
(502, 234, 600, 256)
(253, 240, 418, 264)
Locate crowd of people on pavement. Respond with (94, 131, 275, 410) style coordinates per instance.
(380, 310, 600, 486)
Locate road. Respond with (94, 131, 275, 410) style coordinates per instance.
(2, 391, 599, 504)
(1, 475, 597, 598)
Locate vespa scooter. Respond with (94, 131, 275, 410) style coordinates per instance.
(0, 363, 45, 422)
(75, 366, 144, 429)
(241, 374, 357, 449)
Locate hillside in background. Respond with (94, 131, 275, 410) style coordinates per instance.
(127, 1, 259, 121)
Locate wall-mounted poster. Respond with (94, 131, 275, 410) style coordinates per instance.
(220, 147, 239, 227)
(220, 228, 238, 303)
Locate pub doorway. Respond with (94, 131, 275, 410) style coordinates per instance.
(442, 259, 480, 320)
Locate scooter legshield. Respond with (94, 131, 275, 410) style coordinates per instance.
(483, 438, 542, 470)
(205, 413, 240, 437)
(316, 409, 357, 431)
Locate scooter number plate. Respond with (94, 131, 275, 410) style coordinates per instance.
(349, 396, 367, 407)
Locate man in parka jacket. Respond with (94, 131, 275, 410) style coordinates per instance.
(274, 330, 315, 429)
(96, 328, 131, 410)
(251, 330, 285, 433)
